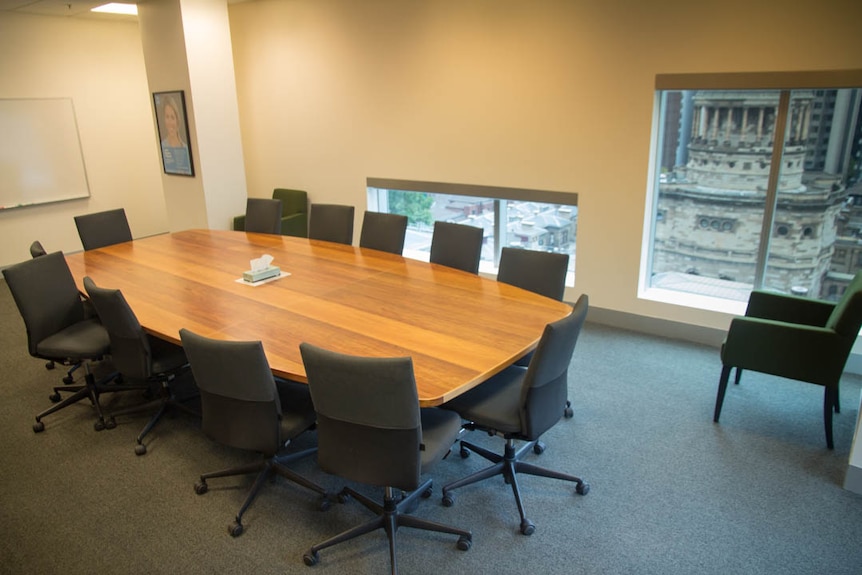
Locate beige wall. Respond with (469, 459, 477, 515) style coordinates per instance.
(0, 12, 168, 266)
(228, 0, 862, 330)
(3, 0, 862, 334)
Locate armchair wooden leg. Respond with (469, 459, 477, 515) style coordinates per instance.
(714, 365, 732, 422)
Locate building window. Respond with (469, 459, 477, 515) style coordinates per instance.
(367, 178, 578, 283)
(642, 74, 862, 309)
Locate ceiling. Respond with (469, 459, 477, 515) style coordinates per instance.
(0, 0, 249, 19)
(0, 0, 137, 18)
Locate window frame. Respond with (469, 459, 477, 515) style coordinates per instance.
(640, 70, 862, 314)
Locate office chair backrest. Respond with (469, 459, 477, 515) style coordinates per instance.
(74, 208, 133, 251)
(83, 277, 153, 380)
(300, 343, 422, 491)
(826, 270, 862, 337)
(309, 203, 355, 245)
(179, 329, 281, 454)
(429, 221, 483, 274)
(497, 247, 569, 301)
(520, 294, 588, 439)
(245, 198, 283, 234)
(29, 241, 47, 259)
(2, 252, 88, 358)
(359, 211, 408, 255)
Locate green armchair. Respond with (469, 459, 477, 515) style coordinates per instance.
(233, 188, 308, 237)
(714, 271, 862, 449)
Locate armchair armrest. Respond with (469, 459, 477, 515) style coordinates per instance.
(722, 317, 850, 386)
(281, 212, 308, 238)
(745, 290, 835, 327)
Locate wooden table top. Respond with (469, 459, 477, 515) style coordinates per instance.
(64, 229, 572, 406)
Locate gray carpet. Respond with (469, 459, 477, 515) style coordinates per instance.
(1, 278, 861, 575)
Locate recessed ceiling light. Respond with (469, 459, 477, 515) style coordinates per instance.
(91, 3, 138, 16)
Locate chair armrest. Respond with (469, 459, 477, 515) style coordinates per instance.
(745, 290, 835, 326)
(233, 214, 246, 231)
(723, 317, 849, 386)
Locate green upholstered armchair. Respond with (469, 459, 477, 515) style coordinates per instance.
(232, 188, 308, 237)
(714, 271, 862, 449)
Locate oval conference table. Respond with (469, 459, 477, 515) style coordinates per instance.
(64, 229, 573, 407)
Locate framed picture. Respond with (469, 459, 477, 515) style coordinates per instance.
(153, 90, 194, 176)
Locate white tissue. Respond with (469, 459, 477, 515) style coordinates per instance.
(250, 254, 274, 271)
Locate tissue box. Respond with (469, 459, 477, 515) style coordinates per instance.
(242, 266, 281, 283)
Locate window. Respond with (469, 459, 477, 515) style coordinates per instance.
(367, 178, 578, 283)
(642, 72, 862, 311)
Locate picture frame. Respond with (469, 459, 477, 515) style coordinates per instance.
(153, 90, 194, 176)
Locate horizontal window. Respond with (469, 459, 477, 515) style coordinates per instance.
(367, 178, 577, 284)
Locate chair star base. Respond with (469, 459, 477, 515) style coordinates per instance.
(442, 438, 589, 536)
(194, 447, 332, 537)
(33, 366, 146, 433)
(303, 481, 471, 574)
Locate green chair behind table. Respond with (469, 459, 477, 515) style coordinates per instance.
(714, 271, 862, 449)
(233, 188, 308, 237)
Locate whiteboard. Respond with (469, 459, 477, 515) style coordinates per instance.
(0, 98, 90, 210)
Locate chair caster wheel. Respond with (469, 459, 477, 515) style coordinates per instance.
(228, 521, 243, 537)
(457, 535, 472, 551)
(45, 361, 55, 370)
(564, 406, 574, 418)
(94, 419, 106, 432)
(104, 417, 117, 430)
(318, 497, 331, 511)
(194, 481, 208, 495)
(303, 551, 319, 566)
(533, 441, 546, 455)
(459, 446, 470, 458)
(62, 376, 74, 385)
(520, 519, 535, 536)
(49, 392, 61, 403)
(442, 492, 455, 507)
(422, 486, 433, 499)
(135, 443, 147, 456)
(33, 420, 45, 433)
(337, 490, 351, 504)
(576, 481, 590, 495)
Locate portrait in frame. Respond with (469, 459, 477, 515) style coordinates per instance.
(153, 90, 194, 176)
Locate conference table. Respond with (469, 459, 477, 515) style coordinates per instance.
(64, 229, 572, 406)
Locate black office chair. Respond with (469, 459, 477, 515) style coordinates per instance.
(83, 277, 193, 455)
(28, 240, 80, 382)
(497, 247, 573, 419)
(244, 197, 283, 235)
(429, 221, 483, 274)
(29, 240, 47, 258)
(300, 343, 472, 573)
(441, 295, 590, 535)
(2, 252, 147, 432)
(179, 329, 331, 537)
(359, 211, 408, 255)
(74, 208, 133, 251)
(308, 203, 355, 245)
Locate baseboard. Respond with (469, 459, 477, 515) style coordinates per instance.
(583, 305, 726, 348)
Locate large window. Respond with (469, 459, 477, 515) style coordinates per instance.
(367, 178, 578, 284)
(641, 72, 862, 312)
